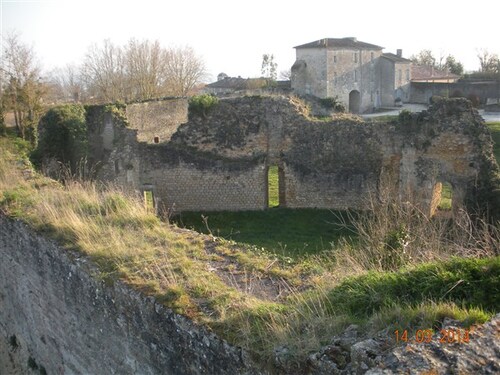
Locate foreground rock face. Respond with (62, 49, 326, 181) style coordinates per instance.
(298, 316, 500, 374)
(1, 212, 498, 374)
(370, 316, 500, 374)
(0, 215, 264, 375)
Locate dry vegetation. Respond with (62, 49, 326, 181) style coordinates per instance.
(1, 134, 499, 366)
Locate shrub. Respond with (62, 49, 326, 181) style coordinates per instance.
(319, 96, 345, 112)
(33, 104, 88, 173)
(398, 109, 412, 124)
(188, 94, 219, 118)
(467, 94, 481, 108)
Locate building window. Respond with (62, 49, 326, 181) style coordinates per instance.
(354, 70, 358, 82)
(333, 72, 337, 84)
(353, 52, 358, 63)
(398, 69, 402, 82)
(406, 69, 410, 81)
(333, 55, 337, 63)
(371, 52, 374, 61)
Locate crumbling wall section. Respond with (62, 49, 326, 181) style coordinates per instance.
(86, 96, 500, 219)
(126, 98, 188, 144)
(141, 145, 268, 211)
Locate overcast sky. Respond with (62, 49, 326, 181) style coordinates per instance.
(2, 0, 499, 82)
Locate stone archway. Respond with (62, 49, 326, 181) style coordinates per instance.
(349, 90, 361, 114)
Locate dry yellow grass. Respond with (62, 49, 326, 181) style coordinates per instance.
(1, 135, 497, 366)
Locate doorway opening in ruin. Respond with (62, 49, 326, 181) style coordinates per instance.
(431, 181, 453, 216)
(143, 184, 155, 212)
(349, 90, 361, 114)
(267, 165, 285, 208)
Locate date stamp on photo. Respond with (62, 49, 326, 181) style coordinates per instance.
(394, 328, 471, 344)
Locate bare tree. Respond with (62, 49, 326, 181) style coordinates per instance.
(410, 50, 437, 67)
(279, 69, 291, 80)
(125, 39, 168, 100)
(81, 40, 127, 103)
(1, 32, 45, 141)
(81, 40, 206, 101)
(164, 46, 207, 96)
(47, 64, 85, 103)
(477, 49, 500, 74)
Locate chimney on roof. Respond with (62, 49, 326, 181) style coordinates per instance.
(345, 37, 357, 42)
(396, 49, 402, 57)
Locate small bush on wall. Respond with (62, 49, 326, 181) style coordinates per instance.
(188, 94, 219, 118)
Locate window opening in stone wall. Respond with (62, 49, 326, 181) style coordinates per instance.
(353, 52, 358, 63)
(144, 189, 155, 212)
(438, 182, 453, 211)
(431, 182, 453, 217)
(333, 55, 337, 63)
(153, 136, 160, 144)
(114, 159, 120, 174)
(268, 165, 279, 208)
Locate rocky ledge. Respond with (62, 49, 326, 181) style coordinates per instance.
(276, 314, 500, 374)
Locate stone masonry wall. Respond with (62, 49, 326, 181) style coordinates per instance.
(86, 96, 500, 219)
(126, 98, 188, 143)
(141, 156, 268, 212)
(0, 215, 263, 374)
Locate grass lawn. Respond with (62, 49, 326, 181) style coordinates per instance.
(172, 208, 355, 258)
(487, 122, 500, 164)
(438, 182, 453, 211)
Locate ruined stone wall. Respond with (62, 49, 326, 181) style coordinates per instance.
(282, 121, 390, 209)
(126, 98, 188, 143)
(140, 147, 268, 211)
(85, 96, 500, 219)
(0, 215, 263, 374)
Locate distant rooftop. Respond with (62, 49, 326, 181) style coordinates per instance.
(382, 53, 412, 63)
(294, 37, 383, 50)
(411, 65, 460, 82)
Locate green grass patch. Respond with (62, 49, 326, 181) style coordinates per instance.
(268, 165, 279, 207)
(172, 208, 355, 258)
(322, 256, 500, 319)
(438, 182, 453, 211)
(487, 122, 500, 164)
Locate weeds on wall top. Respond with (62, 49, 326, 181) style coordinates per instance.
(319, 96, 346, 113)
(188, 94, 219, 118)
(104, 102, 128, 127)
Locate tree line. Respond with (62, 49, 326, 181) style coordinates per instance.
(1, 31, 500, 143)
(410, 49, 500, 76)
(0, 33, 207, 142)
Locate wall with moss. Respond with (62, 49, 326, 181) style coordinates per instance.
(85, 96, 500, 219)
